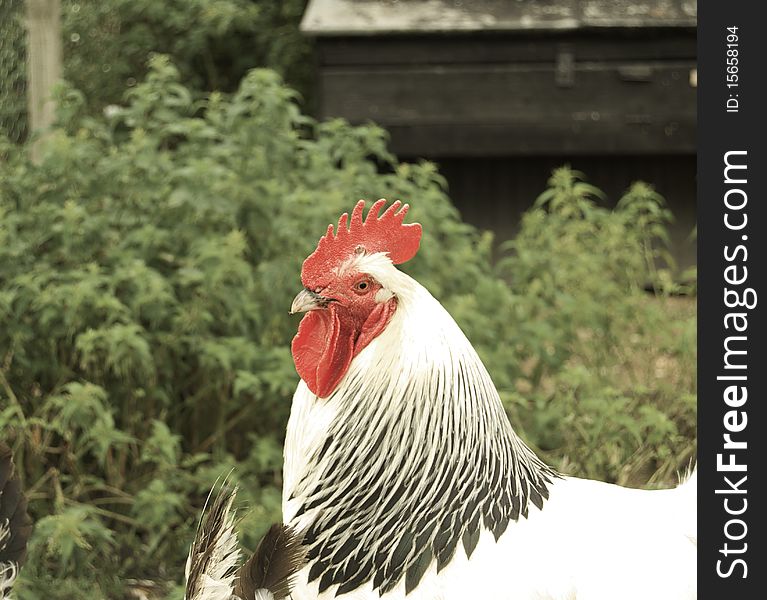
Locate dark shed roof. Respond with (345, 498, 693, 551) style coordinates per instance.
(301, 0, 697, 36)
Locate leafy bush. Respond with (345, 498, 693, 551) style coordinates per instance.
(491, 169, 696, 484)
(62, 0, 312, 113)
(1, 57, 695, 598)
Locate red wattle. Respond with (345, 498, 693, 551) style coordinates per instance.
(315, 314, 354, 398)
(292, 310, 335, 396)
(291, 298, 397, 398)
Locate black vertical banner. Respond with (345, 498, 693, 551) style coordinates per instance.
(699, 1, 767, 598)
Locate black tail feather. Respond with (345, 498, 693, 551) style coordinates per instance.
(235, 523, 305, 600)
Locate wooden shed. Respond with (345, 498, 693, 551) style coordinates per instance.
(301, 0, 697, 269)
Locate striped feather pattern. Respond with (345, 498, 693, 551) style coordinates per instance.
(285, 256, 557, 596)
(184, 485, 240, 600)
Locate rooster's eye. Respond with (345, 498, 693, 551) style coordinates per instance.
(353, 280, 370, 294)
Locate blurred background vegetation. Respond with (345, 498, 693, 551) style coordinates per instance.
(1, 1, 695, 598)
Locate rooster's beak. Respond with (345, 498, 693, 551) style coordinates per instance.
(290, 288, 326, 314)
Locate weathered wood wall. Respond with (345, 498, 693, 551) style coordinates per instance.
(436, 154, 696, 270)
(312, 28, 697, 270)
(317, 31, 696, 156)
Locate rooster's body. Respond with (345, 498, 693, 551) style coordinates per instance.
(283, 201, 696, 600)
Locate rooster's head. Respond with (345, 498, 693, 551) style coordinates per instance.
(290, 199, 422, 398)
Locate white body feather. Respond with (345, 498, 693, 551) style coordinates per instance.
(283, 255, 696, 600)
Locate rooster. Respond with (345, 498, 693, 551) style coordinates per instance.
(1, 443, 32, 600)
(282, 200, 697, 600)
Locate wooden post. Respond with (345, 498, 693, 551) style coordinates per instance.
(26, 0, 62, 162)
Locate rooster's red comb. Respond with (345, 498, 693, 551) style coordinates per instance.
(301, 199, 422, 285)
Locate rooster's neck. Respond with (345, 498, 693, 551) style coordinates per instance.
(284, 280, 558, 596)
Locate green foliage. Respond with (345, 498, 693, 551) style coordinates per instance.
(1, 59, 695, 597)
(62, 0, 312, 114)
(493, 168, 696, 484)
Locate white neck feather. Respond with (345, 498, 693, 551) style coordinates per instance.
(283, 262, 556, 596)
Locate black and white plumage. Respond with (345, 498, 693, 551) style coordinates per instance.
(0, 443, 32, 600)
(284, 208, 698, 600)
(185, 485, 241, 600)
(184, 484, 305, 600)
(290, 333, 557, 596)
